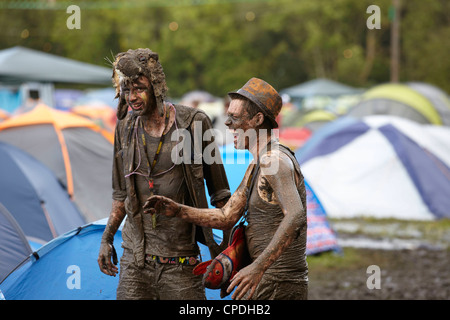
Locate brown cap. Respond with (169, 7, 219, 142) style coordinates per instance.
(228, 77, 282, 128)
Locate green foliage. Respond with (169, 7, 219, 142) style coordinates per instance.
(0, 0, 449, 96)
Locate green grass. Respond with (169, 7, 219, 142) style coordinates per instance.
(307, 248, 366, 273)
(307, 218, 450, 274)
(329, 217, 450, 242)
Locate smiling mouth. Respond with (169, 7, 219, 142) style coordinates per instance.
(130, 103, 143, 110)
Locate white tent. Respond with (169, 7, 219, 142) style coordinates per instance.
(296, 116, 450, 220)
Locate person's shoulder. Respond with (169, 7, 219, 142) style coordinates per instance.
(261, 147, 293, 165)
(173, 103, 211, 128)
(115, 111, 134, 130)
(260, 147, 295, 175)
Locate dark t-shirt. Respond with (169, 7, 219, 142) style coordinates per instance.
(120, 124, 199, 257)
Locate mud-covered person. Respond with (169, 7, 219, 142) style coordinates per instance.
(97, 48, 231, 300)
(144, 78, 308, 300)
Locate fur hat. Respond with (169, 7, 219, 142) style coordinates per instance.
(112, 48, 168, 120)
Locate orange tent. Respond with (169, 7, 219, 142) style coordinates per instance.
(0, 109, 10, 121)
(71, 104, 117, 133)
(0, 104, 113, 222)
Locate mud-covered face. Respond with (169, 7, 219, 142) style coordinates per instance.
(121, 76, 156, 116)
(225, 99, 258, 150)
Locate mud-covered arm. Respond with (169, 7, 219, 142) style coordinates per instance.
(98, 123, 127, 276)
(228, 152, 305, 299)
(98, 200, 126, 276)
(144, 164, 254, 230)
(101, 200, 126, 245)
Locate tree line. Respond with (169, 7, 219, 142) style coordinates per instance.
(0, 0, 449, 97)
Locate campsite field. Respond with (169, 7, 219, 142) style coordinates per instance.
(307, 218, 450, 300)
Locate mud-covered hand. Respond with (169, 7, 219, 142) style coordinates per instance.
(227, 262, 264, 300)
(143, 195, 181, 217)
(98, 241, 118, 277)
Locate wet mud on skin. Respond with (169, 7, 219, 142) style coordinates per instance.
(258, 176, 276, 204)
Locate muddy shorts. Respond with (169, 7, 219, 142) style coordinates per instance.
(116, 248, 206, 300)
(248, 273, 308, 300)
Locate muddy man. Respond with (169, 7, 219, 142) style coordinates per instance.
(145, 78, 308, 300)
(98, 48, 231, 300)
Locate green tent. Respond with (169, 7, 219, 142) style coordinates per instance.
(283, 109, 337, 132)
(347, 83, 450, 125)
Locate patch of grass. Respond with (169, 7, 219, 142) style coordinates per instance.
(307, 248, 367, 273)
(329, 217, 450, 243)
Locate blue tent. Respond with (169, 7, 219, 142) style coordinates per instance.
(0, 143, 340, 300)
(296, 115, 450, 220)
(0, 142, 85, 246)
(304, 180, 340, 255)
(0, 219, 228, 300)
(0, 203, 32, 283)
(0, 142, 85, 244)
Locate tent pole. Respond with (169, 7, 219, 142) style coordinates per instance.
(390, 0, 401, 83)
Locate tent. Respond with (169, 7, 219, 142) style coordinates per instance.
(216, 144, 340, 255)
(0, 219, 229, 300)
(75, 88, 117, 109)
(278, 127, 312, 150)
(0, 109, 9, 121)
(0, 46, 111, 85)
(407, 82, 450, 126)
(0, 104, 114, 222)
(281, 78, 362, 100)
(0, 141, 85, 246)
(53, 89, 85, 110)
(280, 78, 363, 107)
(304, 180, 340, 255)
(0, 203, 32, 283)
(71, 103, 117, 133)
(346, 83, 450, 126)
(296, 115, 450, 220)
(282, 109, 338, 133)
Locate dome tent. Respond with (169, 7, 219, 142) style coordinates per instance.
(0, 104, 113, 222)
(0, 219, 229, 300)
(296, 115, 450, 220)
(406, 82, 450, 126)
(280, 78, 362, 106)
(0, 141, 85, 246)
(0, 203, 32, 283)
(346, 83, 450, 126)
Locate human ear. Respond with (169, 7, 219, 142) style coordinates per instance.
(255, 112, 265, 127)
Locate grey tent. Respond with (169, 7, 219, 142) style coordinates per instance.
(0, 46, 111, 85)
(407, 82, 450, 126)
(0, 203, 32, 283)
(0, 105, 113, 222)
(280, 78, 363, 104)
(346, 83, 449, 126)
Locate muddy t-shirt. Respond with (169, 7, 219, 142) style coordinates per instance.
(245, 145, 308, 281)
(122, 124, 199, 257)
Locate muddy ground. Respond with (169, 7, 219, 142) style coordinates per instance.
(307, 219, 450, 300)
